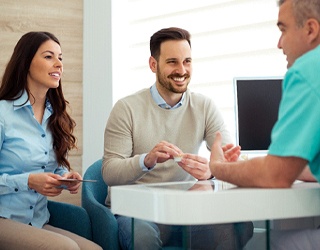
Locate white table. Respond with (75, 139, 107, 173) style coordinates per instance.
(111, 180, 320, 249)
(111, 179, 320, 225)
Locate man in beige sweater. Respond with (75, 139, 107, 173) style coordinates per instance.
(103, 27, 253, 249)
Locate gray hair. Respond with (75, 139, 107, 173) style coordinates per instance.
(278, 0, 320, 27)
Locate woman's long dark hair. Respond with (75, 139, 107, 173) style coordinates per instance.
(0, 31, 76, 170)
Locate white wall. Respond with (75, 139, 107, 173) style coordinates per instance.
(81, 0, 319, 234)
(83, 0, 288, 170)
(112, 0, 287, 158)
(83, 0, 113, 171)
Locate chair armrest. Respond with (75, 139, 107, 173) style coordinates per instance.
(48, 200, 92, 240)
(82, 194, 120, 250)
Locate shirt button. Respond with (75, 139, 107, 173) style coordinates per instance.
(41, 134, 45, 138)
(30, 206, 33, 209)
(45, 152, 48, 155)
(41, 166, 45, 169)
(14, 188, 18, 192)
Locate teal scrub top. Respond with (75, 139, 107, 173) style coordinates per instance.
(268, 45, 320, 181)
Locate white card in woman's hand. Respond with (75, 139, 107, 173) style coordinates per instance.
(58, 179, 97, 183)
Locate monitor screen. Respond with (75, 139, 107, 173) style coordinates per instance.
(234, 77, 283, 153)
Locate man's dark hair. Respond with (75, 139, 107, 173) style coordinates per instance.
(150, 27, 191, 60)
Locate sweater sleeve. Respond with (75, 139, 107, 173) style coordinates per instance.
(102, 99, 147, 187)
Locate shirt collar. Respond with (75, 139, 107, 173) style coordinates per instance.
(13, 90, 31, 110)
(150, 83, 185, 110)
(13, 89, 53, 114)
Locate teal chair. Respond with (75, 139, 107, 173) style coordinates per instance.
(47, 200, 92, 240)
(82, 159, 120, 250)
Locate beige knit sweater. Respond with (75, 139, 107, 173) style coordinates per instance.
(103, 88, 232, 207)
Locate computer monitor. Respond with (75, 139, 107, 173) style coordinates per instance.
(234, 77, 283, 154)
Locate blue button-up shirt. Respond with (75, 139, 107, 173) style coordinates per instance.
(150, 83, 185, 110)
(0, 90, 68, 228)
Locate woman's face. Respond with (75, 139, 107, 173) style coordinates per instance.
(27, 39, 63, 94)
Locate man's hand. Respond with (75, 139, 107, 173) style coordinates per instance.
(144, 141, 183, 168)
(210, 132, 240, 174)
(222, 143, 241, 162)
(178, 154, 211, 180)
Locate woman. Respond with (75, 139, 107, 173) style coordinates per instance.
(0, 32, 101, 250)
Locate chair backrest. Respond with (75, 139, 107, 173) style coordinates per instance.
(82, 159, 108, 205)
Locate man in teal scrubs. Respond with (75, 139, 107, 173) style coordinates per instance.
(209, 0, 320, 249)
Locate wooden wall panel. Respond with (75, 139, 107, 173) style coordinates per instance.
(0, 0, 83, 205)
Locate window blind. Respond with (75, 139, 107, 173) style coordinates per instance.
(112, 0, 287, 155)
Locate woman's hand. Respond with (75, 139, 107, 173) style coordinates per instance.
(28, 173, 64, 197)
(28, 172, 82, 196)
(60, 172, 82, 194)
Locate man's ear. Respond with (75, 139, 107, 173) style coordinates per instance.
(149, 56, 157, 73)
(305, 18, 320, 44)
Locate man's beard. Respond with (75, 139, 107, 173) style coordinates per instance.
(157, 72, 190, 94)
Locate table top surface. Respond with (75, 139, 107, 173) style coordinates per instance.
(111, 179, 320, 225)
